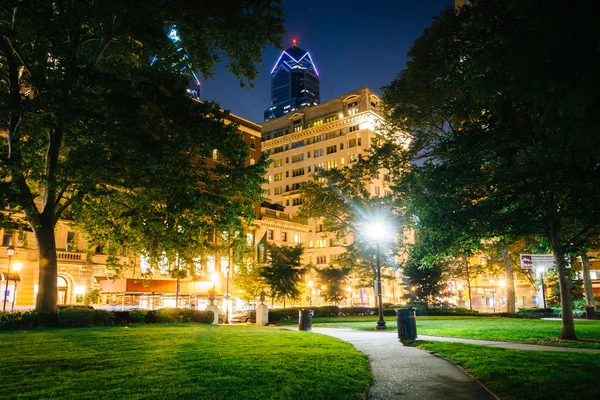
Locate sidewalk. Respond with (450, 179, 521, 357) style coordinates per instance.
(417, 334, 600, 353)
(310, 328, 496, 400)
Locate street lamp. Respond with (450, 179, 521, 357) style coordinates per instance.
(307, 281, 314, 306)
(347, 276, 353, 307)
(3, 245, 15, 313)
(11, 262, 22, 312)
(490, 279, 495, 313)
(537, 267, 547, 309)
(365, 219, 390, 330)
(225, 266, 230, 324)
(209, 272, 219, 306)
(499, 279, 506, 313)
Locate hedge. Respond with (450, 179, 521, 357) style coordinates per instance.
(0, 307, 214, 330)
(267, 305, 480, 323)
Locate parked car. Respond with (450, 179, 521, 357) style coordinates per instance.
(229, 310, 256, 324)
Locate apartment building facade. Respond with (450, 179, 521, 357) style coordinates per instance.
(261, 87, 405, 306)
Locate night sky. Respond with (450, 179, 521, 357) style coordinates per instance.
(200, 0, 453, 123)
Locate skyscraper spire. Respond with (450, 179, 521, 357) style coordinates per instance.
(264, 43, 320, 121)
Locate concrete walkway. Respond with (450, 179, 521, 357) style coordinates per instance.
(311, 328, 496, 400)
(418, 334, 600, 353)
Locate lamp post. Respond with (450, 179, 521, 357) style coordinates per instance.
(537, 267, 547, 309)
(365, 220, 389, 331)
(307, 281, 314, 306)
(499, 279, 506, 312)
(225, 266, 230, 324)
(209, 272, 219, 306)
(347, 276, 353, 307)
(490, 279, 496, 313)
(11, 262, 22, 312)
(3, 245, 15, 313)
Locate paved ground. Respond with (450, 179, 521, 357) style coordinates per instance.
(418, 334, 600, 353)
(310, 328, 496, 400)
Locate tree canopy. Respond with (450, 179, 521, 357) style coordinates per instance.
(380, 0, 600, 339)
(260, 243, 308, 307)
(0, 0, 284, 312)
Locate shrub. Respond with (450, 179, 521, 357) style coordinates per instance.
(154, 308, 182, 323)
(129, 309, 149, 323)
(190, 310, 214, 324)
(58, 307, 114, 327)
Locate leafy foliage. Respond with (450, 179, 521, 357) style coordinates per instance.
(0, 1, 284, 311)
(315, 265, 352, 306)
(379, 0, 600, 339)
(260, 243, 309, 307)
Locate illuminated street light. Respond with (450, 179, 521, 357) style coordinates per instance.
(490, 279, 496, 313)
(537, 267, 547, 309)
(307, 281, 314, 306)
(365, 219, 390, 330)
(3, 245, 15, 313)
(11, 262, 22, 312)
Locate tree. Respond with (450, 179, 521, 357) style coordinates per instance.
(381, 0, 600, 340)
(315, 265, 351, 306)
(234, 261, 268, 304)
(260, 243, 308, 308)
(0, 1, 284, 312)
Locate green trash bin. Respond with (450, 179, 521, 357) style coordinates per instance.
(394, 308, 417, 340)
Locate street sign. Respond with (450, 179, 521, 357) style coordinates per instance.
(520, 254, 570, 270)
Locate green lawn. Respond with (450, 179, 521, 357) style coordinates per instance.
(312, 316, 600, 348)
(415, 341, 600, 400)
(0, 324, 371, 399)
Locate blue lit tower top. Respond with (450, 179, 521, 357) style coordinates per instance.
(264, 40, 320, 121)
(151, 26, 201, 99)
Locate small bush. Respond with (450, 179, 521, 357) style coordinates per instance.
(58, 307, 114, 327)
(154, 308, 182, 323)
(129, 309, 149, 323)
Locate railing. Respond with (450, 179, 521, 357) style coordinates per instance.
(57, 251, 86, 261)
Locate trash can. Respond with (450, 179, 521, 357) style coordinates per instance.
(299, 309, 314, 331)
(394, 308, 417, 340)
(585, 306, 595, 320)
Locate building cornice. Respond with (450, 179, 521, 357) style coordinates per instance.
(261, 110, 382, 151)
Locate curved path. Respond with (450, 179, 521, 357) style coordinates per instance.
(311, 328, 496, 400)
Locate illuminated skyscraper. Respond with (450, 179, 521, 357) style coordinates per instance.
(264, 41, 320, 121)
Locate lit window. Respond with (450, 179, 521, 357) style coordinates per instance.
(246, 233, 254, 247)
(314, 149, 324, 157)
(294, 234, 301, 244)
(327, 160, 337, 169)
(274, 159, 283, 167)
(274, 173, 284, 181)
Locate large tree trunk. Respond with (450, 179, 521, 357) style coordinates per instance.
(501, 244, 516, 313)
(580, 251, 596, 308)
(547, 201, 576, 340)
(35, 216, 58, 313)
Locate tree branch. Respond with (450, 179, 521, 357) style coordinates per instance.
(89, 14, 116, 68)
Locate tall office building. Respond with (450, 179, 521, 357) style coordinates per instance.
(264, 41, 320, 121)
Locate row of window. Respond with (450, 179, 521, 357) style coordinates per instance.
(268, 155, 363, 186)
(270, 138, 362, 167)
(266, 230, 302, 243)
(265, 126, 363, 155)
